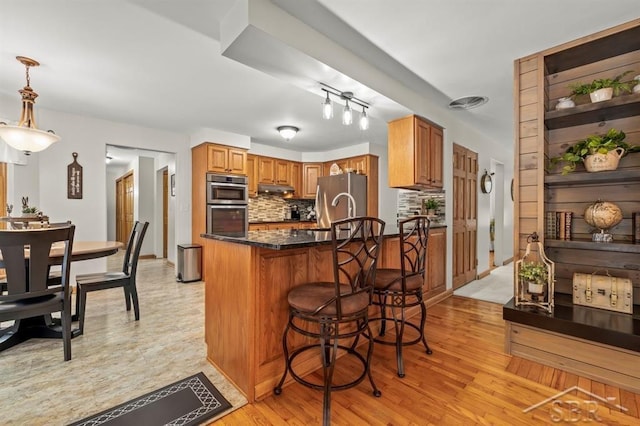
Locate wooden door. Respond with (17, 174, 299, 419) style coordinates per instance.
(452, 144, 478, 288)
(116, 178, 124, 243)
(163, 170, 168, 259)
(123, 171, 135, 245)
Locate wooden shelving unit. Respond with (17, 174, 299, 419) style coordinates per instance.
(510, 19, 640, 390)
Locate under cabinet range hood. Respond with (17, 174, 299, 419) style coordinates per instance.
(257, 183, 295, 195)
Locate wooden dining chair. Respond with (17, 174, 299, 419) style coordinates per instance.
(0, 225, 75, 360)
(274, 216, 385, 426)
(75, 221, 149, 335)
(370, 215, 432, 377)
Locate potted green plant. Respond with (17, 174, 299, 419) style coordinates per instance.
(423, 198, 439, 215)
(549, 128, 640, 174)
(569, 70, 634, 103)
(518, 261, 548, 295)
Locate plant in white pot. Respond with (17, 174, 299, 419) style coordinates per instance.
(549, 128, 640, 175)
(518, 261, 549, 295)
(569, 70, 634, 103)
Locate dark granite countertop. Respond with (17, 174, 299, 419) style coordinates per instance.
(249, 219, 316, 224)
(203, 223, 446, 250)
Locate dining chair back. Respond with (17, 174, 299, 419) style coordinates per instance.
(0, 225, 76, 360)
(75, 221, 149, 335)
(274, 216, 385, 426)
(370, 215, 432, 377)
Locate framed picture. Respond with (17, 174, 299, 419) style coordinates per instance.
(171, 174, 175, 197)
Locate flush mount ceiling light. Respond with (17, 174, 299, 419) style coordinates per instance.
(0, 56, 61, 155)
(320, 83, 370, 130)
(448, 96, 489, 110)
(277, 125, 299, 141)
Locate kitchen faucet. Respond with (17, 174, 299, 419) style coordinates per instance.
(331, 192, 357, 218)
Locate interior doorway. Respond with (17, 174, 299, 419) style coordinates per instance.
(106, 144, 176, 262)
(452, 143, 478, 289)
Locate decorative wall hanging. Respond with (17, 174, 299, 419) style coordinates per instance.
(480, 169, 494, 194)
(67, 152, 83, 199)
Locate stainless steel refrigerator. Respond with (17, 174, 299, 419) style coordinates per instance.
(315, 173, 367, 228)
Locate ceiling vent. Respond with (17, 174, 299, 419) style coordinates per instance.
(448, 96, 489, 110)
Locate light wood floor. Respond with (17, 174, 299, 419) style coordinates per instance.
(216, 296, 640, 425)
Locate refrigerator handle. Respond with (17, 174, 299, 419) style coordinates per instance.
(315, 184, 322, 227)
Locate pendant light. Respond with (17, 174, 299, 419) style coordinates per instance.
(359, 106, 369, 131)
(342, 99, 353, 125)
(0, 56, 60, 155)
(322, 91, 333, 119)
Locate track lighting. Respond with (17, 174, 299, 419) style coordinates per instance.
(320, 83, 370, 130)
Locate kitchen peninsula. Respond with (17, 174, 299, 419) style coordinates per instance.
(201, 224, 447, 402)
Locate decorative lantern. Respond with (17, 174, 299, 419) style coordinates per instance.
(514, 232, 555, 313)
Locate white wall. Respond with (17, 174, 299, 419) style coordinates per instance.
(0, 95, 191, 278)
(137, 156, 155, 255)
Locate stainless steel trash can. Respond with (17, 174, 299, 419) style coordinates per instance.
(177, 244, 202, 282)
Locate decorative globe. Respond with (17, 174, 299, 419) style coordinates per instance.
(584, 201, 623, 231)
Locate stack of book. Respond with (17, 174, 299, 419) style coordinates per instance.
(545, 211, 573, 240)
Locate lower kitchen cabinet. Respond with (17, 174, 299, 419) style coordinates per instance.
(380, 227, 447, 301)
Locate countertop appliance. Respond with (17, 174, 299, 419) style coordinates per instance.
(315, 173, 367, 228)
(206, 173, 248, 237)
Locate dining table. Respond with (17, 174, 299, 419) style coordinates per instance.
(0, 241, 123, 352)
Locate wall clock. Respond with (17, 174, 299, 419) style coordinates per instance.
(480, 170, 493, 194)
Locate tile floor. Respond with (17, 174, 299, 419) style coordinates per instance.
(0, 254, 246, 425)
(454, 262, 514, 304)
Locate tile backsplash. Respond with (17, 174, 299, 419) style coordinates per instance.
(397, 189, 445, 224)
(248, 195, 315, 222)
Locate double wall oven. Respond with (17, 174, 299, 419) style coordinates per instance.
(206, 173, 248, 237)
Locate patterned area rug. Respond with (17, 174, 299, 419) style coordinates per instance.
(68, 372, 232, 426)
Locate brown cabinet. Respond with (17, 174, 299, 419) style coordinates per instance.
(258, 157, 276, 184)
(257, 156, 292, 186)
(380, 227, 447, 301)
(249, 222, 316, 231)
(290, 162, 301, 196)
(246, 154, 258, 197)
(302, 163, 323, 199)
(425, 227, 446, 298)
(275, 160, 291, 185)
(207, 144, 247, 175)
(388, 114, 443, 190)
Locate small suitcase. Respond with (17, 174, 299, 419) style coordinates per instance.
(572, 272, 633, 314)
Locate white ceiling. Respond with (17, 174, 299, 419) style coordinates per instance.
(1, 1, 639, 156)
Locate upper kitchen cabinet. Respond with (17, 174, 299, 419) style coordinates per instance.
(258, 156, 292, 185)
(302, 163, 323, 199)
(388, 114, 443, 190)
(290, 162, 301, 196)
(246, 154, 258, 197)
(207, 143, 247, 175)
